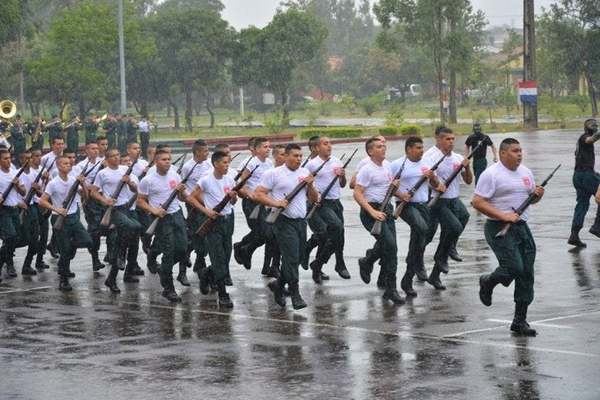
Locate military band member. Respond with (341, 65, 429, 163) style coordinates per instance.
(138, 117, 151, 158)
(305, 136, 350, 284)
(117, 114, 128, 155)
(188, 151, 243, 308)
(84, 114, 99, 144)
(65, 115, 81, 157)
(392, 136, 442, 298)
(473, 138, 543, 336)
(104, 114, 118, 150)
(234, 137, 273, 270)
(38, 155, 93, 291)
(126, 115, 138, 146)
(46, 115, 63, 144)
(91, 148, 142, 293)
(424, 127, 472, 290)
(254, 144, 319, 310)
(137, 149, 188, 303)
(0, 149, 27, 279)
(9, 114, 26, 165)
(28, 116, 45, 151)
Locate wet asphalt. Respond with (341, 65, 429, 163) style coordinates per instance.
(1, 129, 599, 400)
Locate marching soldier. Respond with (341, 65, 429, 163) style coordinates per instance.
(261, 144, 285, 278)
(38, 155, 93, 291)
(90, 148, 142, 293)
(234, 137, 273, 270)
(0, 149, 27, 279)
(474, 138, 543, 336)
(137, 149, 188, 303)
(424, 127, 472, 290)
(391, 136, 442, 298)
(305, 136, 350, 283)
(119, 153, 145, 280)
(254, 144, 319, 310)
(353, 137, 404, 305)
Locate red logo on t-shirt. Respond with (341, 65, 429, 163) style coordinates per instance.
(522, 176, 531, 188)
(299, 176, 307, 183)
(169, 180, 177, 189)
(224, 186, 231, 193)
(453, 162, 462, 170)
(421, 166, 430, 173)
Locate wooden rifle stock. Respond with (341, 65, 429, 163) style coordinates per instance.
(264, 158, 329, 224)
(100, 160, 139, 227)
(393, 154, 447, 220)
(195, 165, 259, 237)
(495, 164, 561, 238)
(145, 161, 200, 236)
(306, 148, 358, 221)
(428, 141, 483, 208)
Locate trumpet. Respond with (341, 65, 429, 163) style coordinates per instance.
(45, 118, 62, 128)
(32, 118, 45, 143)
(63, 116, 81, 130)
(95, 113, 108, 124)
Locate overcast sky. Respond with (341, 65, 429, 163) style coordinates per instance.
(221, 0, 558, 30)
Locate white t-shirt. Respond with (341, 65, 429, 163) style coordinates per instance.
(423, 146, 464, 199)
(148, 164, 178, 176)
(138, 169, 182, 214)
(259, 165, 311, 219)
(180, 158, 213, 192)
(44, 174, 80, 215)
(356, 156, 390, 172)
(20, 166, 42, 205)
(132, 158, 149, 178)
(138, 120, 149, 133)
(120, 174, 138, 210)
(41, 152, 61, 175)
(390, 156, 432, 203)
(74, 158, 103, 185)
(94, 165, 134, 206)
(0, 168, 21, 206)
(245, 157, 273, 192)
(474, 162, 536, 221)
(306, 156, 343, 200)
(198, 173, 236, 216)
(355, 159, 393, 203)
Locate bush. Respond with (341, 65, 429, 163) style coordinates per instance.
(400, 124, 421, 136)
(379, 126, 399, 136)
(359, 95, 384, 116)
(299, 127, 363, 140)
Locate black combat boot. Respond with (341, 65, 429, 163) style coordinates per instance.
(590, 211, 600, 238)
(448, 246, 463, 262)
(413, 264, 428, 282)
(268, 278, 286, 307)
(334, 258, 351, 280)
(91, 251, 105, 272)
(310, 260, 323, 284)
(382, 279, 405, 305)
(510, 303, 537, 336)
(21, 254, 37, 276)
(568, 227, 587, 247)
(289, 282, 307, 310)
(376, 269, 386, 289)
(123, 263, 139, 283)
(303, 235, 319, 270)
(147, 253, 160, 274)
(104, 264, 121, 294)
(358, 248, 377, 284)
(176, 263, 190, 286)
(217, 281, 234, 308)
(427, 264, 446, 290)
(198, 267, 211, 295)
(478, 274, 499, 307)
(35, 252, 50, 270)
(233, 243, 252, 270)
(160, 273, 181, 303)
(400, 271, 417, 297)
(58, 276, 72, 292)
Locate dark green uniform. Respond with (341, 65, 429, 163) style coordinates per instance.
(47, 121, 63, 144)
(426, 198, 469, 267)
(307, 199, 344, 271)
(571, 131, 600, 234)
(9, 122, 26, 164)
(206, 213, 234, 282)
(117, 119, 128, 155)
(84, 120, 98, 144)
(155, 210, 188, 282)
(51, 212, 93, 277)
(359, 203, 398, 281)
(66, 125, 80, 154)
(465, 132, 493, 184)
(273, 216, 307, 285)
(126, 119, 137, 145)
(104, 120, 117, 150)
(0, 206, 22, 273)
(399, 203, 429, 283)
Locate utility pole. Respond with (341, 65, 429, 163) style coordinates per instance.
(523, 0, 538, 128)
(118, 0, 127, 114)
(239, 87, 245, 118)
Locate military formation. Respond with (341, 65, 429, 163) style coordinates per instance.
(4, 101, 598, 337)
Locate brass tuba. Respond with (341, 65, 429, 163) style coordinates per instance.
(0, 99, 17, 139)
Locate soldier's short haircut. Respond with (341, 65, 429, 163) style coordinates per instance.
(405, 135, 423, 150)
(214, 143, 229, 152)
(273, 144, 286, 153)
(365, 137, 381, 155)
(437, 127, 453, 136)
(96, 135, 108, 142)
(285, 143, 301, 154)
(434, 125, 446, 136)
(0, 149, 10, 158)
(308, 135, 320, 150)
(211, 150, 228, 165)
(254, 137, 269, 148)
(156, 143, 171, 151)
(63, 148, 75, 155)
(127, 141, 139, 148)
(155, 149, 170, 158)
(499, 138, 520, 152)
(247, 137, 256, 148)
(86, 140, 98, 146)
(51, 136, 65, 145)
(193, 139, 208, 152)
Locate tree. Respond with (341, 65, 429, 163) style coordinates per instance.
(0, 0, 21, 43)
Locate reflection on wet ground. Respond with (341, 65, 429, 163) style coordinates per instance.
(1, 130, 599, 399)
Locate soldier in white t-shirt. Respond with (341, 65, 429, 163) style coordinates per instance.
(305, 136, 350, 284)
(354, 137, 405, 305)
(137, 149, 188, 303)
(38, 155, 93, 292)
(423, 127, 472, 291)
(254, 144, 319, 310)
(234, 137, 273, 270)
(390, 136, 442, 298)
(118, 153, 144, 278)
(473, 138, 544, 337)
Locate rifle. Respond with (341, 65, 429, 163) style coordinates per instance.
(19, 159, 49, 222)
(306, 148, 358, 220)
(0, 160, 29, 206)
(41, 158, 57, 184)
(301, 155, 313, 168)
(230, 152, 240, 162)
(393, 154, 447, 220)
(99, 159, 139, 226)
(234, 155, 254, 182)
(370, 158, 407, 236)
(427, 142, 483, 208)
(145, 161, 200, 236)
(52, 160, 101, 230)
(495, 164, 561, 238)
(195, 165, 259, 237)
(264, 158, 329, 224)
(339, 153, 346, 162)
(124, 159, 154, 210)
(176, 152, 188, 174)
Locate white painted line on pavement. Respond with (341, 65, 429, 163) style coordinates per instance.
(487, 319, 573, 329)
(0, 286, 52, 295)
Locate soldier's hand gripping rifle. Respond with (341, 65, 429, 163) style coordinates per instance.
(124, 159, 154, 210)
(100, 159, 139, 227)
(495, 164, 561, 238)
(264, 158, 329, 224)
(370, 158, 406, 236)
(234, 155, 255, 182)
(306, 148, 358, 221)
(53, 160, 101, 230)
(0, 160, 29, 206)
(195, 165, 259, 237)
(19, 159, 49, 222)
(393, 154, 447, 220)
(145, 161, 200, 236)
(427, 141, 483, 208)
